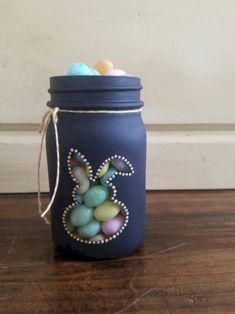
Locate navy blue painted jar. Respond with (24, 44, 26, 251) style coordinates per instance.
(46, 76, 146, 260)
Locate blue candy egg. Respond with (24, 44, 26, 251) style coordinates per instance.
(74, 193, 83, 204)
(100, 167, 116, 186)
(67, 63, 94, 76)
(78, 219, 101, 238)
(74, 152, 82, 161)
(70, 204, 94, 227)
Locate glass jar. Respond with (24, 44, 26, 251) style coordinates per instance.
(46, 75, 146, 259)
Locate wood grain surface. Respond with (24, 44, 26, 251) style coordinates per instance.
(1, 191, 235, 313)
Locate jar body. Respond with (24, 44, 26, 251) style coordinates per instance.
(46, 111, 146, 259)
(46, 75, 146, 259)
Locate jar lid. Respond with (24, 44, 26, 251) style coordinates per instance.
(47, 76, 143, 110)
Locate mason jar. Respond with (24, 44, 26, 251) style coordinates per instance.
(46, 75, 146, 259)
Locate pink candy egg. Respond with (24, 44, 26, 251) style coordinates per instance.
(105, 69, 126, 76)
(102, 215, 125, 236)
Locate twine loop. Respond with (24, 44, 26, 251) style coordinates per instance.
(38, 107, 60, 224)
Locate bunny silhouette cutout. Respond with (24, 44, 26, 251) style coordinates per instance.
(62, 148, 134, 244)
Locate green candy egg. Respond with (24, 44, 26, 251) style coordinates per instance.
(78, 219, 101, 238)
(84, 185, 109, 207)
(94, 200, 121, 222)
(70, 205, 93, 227)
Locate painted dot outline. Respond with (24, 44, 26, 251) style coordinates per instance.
(62, 148, 134, 245)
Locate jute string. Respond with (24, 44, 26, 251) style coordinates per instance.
(37, 106, 142, 224)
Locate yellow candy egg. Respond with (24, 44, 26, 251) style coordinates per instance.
(94, 59, 113, 75)
(98, 162, 110, 177)
(94, 201, 120, 222)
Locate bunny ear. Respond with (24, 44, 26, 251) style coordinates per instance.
(67, 149, 93, 194)
(96, 155, 134, 187)
(110, 155, 134, 175)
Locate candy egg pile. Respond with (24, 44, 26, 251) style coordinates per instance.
(67, 59, 128, 76)
(62, 149, 134, 244)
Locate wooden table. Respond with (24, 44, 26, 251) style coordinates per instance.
(1, 191, 235, 314)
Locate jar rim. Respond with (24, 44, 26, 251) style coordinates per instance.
(49, 75, 142, 92)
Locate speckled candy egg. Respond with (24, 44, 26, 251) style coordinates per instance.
(67, 63, 94, 76)
(102, 215, 125, 236)
(105, 69, 126, 76)
(94, 201, 121, 222)
(70, 205, 93, 227)
(94, 59, 113, 75)
(84, 185, 109, 207)
(78, 219, 101, 239)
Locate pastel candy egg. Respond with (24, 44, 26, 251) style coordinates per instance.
(105, 69, 126, 76)
(74, 152, 82, 161)
(98, 162, 110, 178)
(70, 158, 78, 169)
(72, 160, 87, 171)
(72, 166, 87, 180)
(70, 205, 93, 227)
(67, 63, 94, 76)
(100, 167, 116, 186)
(78, 219, 101, 239)
(74, 193, 83, 204)
(71, 153, 87, 170)
(90, 233, 105, 242)
(94, 201, 121, 222)
(111, 158, 130, 172)
(72, 167, 90, 194)
(102, 215, 125, 236)
(76, 180, 90, 194)
(90, 68, 100, 75)
(94, 59, 113, 75)
(84, 185, 109, 207)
